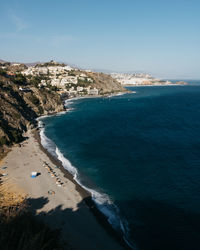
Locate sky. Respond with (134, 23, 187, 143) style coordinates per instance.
(0, 0, 200, 79)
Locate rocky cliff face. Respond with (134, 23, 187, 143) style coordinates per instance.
(87, 72, 126, 94)
(0, 75, 64, 157)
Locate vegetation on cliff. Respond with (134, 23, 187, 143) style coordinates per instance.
(0, 60, 127, 158)
(0, 72, 64, 158)
(0, 66, 68, 249)
(88, 72, 125, 94)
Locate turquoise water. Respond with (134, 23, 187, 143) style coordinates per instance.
(41, 82, 200, 250)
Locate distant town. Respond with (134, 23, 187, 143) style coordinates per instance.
(110, 72, 186, 86)
(0, 60, 187, 100)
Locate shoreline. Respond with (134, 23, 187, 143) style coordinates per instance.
(122, 83, 188, 87)
(34, 128, 130, 249)
(37, 93, 135, 249)
(1, 128, 127, 250)
(0, 93, 132, 249)
(36, 93, 134, 249)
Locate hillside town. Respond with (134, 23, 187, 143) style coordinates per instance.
(0, 60, 187, 99)
(111, 72, 175, 85)
(21, 60, 99, 97)
(0, 60, 126, 101)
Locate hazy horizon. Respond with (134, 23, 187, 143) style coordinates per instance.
(1, 57, 200, 80)
(0, 0, 200, 79)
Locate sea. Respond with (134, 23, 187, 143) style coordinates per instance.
(39, 80, 200, 250)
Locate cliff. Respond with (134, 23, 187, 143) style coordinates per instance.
(86, 72, 126, 94)
(0, 63, 128, 158)
(0, 75, 64, 158)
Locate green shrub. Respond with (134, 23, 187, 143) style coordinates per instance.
(12, 73, 27, 85)
(29, 94, 40, 105)
(68, 71, 76, 76)
(10, 130, 22, 143)
(38, 106, 44, 114)
(46, 84, 59, 92)
(50, 86, 59, 91)
(0, 69, 7, 77)
(77, 79, 89, 87)
(29, 76, 49, 87)
(0, 136, 8, 145)
(12, 112, 21, 119)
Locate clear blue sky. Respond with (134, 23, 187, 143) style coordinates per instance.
(0, 0, 200, 79)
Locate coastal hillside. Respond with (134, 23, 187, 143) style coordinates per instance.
(20, 60, 127, 96)
(0, 74, 64, 158)
(87, 72, 125, 94)
(0, 60, 127, 158)
(0, 61, 127, 250)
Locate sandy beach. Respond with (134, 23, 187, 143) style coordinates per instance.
(0, 129, 124, 250)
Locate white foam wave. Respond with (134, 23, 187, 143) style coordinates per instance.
(55, 111, 67, 116)
(38, 115, 135, 249)
(54, 145, 122, 229)
(64, 97, 82, 109)
(37, 120, 44, 128)
(107, 91, 134, 98)
(37, 114, 51, 121)
(115, 92, 128, 96)
(55, 146, 77, 177)
(40, 127, 57, 158)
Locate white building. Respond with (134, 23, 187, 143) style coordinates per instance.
(87, 78, 93, 83)
(41, 80, 47, 86)
(88, 88, 98, 95)
(80, 73, 87, 77)
(110, 73, 154, 85)
(60, 78, 69, 86)
(66, 76, 78, 84)
(77, 86, 84, 92)
(22, 63, 74, 76)
(51, 79, 61, 86)
(79, 76, 86, 81)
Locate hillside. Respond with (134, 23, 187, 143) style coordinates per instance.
(87, 72, 125, 94)
(0, 74, 64, 158)
(0, 61, 127, 158)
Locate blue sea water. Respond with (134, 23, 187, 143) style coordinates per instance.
(41, 81, 200, 250)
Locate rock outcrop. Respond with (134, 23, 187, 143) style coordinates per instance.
(87, 72, 126, 94)
(0, 75, 64, 157)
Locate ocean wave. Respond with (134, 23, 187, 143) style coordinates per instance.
(38, 111, 135, 249)
(40, 126, 57, 159)
(107, 92, 129, 98)
(55, 146, 77, 177)
(55, 111, 68, 116)
(64, 97, 83, 109)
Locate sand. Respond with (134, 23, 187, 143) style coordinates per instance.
(0, 130, 124, 250)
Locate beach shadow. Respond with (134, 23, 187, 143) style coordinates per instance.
(24, 195, 128, 250)
(28, 196, 49, 211)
